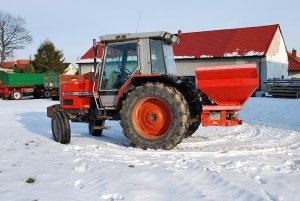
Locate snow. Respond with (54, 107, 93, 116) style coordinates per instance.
(175, 50, 264, 59)
(0, 97, 300, 201)
(223, 50, 265, 57)
(244, 50, 264, 57)
(223, 51, 240, 57)
(199, 55, 214, 58)
(174, 56, 195, 59)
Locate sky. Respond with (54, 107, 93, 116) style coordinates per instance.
(1, 0, 300, 65)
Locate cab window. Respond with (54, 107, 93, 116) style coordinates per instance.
(150, 39, 166, 74)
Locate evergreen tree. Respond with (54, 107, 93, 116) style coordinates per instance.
(33, 40, 66, 73)
(13, 66, 23, 73)
(23, 63, 35, 73)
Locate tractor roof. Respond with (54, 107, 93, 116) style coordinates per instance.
(99, 31, 179, 44)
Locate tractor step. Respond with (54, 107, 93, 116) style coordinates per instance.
(93, 126, 111, 130)
(96, 115, 113, 120)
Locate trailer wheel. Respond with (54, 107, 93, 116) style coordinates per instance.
(120, 82, 190, 150)
(43, 90, 51, 98)
(89, 120, 104, 136)
(12, 91, 22, 100)
(51, 111, 71, 144)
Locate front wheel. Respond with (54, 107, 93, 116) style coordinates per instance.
(89, 120, 104, 136)
(120, 82, 190, 150)
(51, 111, 71, 144)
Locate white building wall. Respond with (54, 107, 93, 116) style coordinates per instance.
(259, 58, 268, 91)
(175, 57, 261, 76)
(79, 63, 94, 75)
(64, 63, 77, 75)
(289, 71, 300, 78)
(78, 59, 101, 75)
(265, 29, 288, 79)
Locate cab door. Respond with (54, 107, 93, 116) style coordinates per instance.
(99, 41, 139, 107)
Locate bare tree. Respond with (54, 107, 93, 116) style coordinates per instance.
(0, 10, 32, 65)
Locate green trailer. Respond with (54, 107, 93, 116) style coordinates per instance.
(44, 72, 60, 100)
(0, 72, 46, 100)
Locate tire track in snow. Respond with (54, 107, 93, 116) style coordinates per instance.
(160, 160, 266, 201)
(177, 124, 300, 155)
(68, 154, 108, 201)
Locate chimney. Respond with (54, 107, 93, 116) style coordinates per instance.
(177, 30, 182, 36)
(292, 48, 297, 57)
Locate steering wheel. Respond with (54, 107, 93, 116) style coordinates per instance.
(125, 68, 131, 76)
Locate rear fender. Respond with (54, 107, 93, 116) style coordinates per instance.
(47, 104, 61, 118)
(116, 74, 177, 109)
(116, 74, 200, 114)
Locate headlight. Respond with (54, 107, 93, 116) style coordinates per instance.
(164, 33, 179, 44)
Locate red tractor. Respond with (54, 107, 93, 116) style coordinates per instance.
(47, 31, 258, 149)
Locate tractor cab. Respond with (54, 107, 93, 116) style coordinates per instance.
(97, 32, 179, 107)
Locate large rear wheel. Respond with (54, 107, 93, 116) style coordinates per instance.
(120, 82, 190, 150)
(51, 111, 71, 144)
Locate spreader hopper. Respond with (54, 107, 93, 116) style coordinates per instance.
(196, 64, 259, 126)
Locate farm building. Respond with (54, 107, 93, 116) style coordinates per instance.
(0, 60, 30, 69)
(0, 60, 77, 75)
(173, 24, 288, 93)
(1, 61, 15, 69)
(77, 45, 103, 75)
(63, 63, 78, 75)
(78, 24, 288, 93)
(288, 49, 300, 78)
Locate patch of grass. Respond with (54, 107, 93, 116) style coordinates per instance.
(26, 177, 36, 184)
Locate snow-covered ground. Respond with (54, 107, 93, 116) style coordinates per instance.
(0, 97, 299, 201)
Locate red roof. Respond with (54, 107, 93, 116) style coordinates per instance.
(80, 24, 280, 60)
(173, 24, 279, 58)
(81, 43, 104, 60)
(1, 61, 15, 68)
(288, 52, 300, 71)
(15, 60, 30, 69)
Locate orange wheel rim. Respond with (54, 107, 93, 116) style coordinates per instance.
(132, 97, 172, 140)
